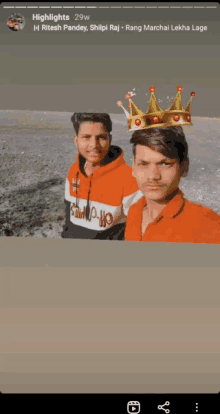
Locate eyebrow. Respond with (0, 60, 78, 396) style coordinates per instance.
(137, 158, 174, 164)
(81, 134, 108, 137)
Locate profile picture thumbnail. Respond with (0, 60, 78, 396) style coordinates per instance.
(7, 13, 25, 31)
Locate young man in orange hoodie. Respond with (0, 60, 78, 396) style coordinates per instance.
(61, 113, 143, 240)
(125, 126, 220, 244)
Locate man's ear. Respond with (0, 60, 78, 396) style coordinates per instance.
(74, 135, 78, 146)
(180, 158, 189, 178)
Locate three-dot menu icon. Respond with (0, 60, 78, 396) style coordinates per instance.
(195, 402, 199, 412)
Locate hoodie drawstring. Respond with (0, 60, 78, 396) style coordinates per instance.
(75, 171, 93, 221)
(75, 171, 79, 208)
(86, 174, 93, 221)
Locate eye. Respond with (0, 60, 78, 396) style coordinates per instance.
(99, 135, 108, 140)
(137, 161, 149, 166)
(161, 162, 174, 167)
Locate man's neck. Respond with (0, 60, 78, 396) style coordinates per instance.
(84, 161, 101, 177)
(144, 199, 166, 221)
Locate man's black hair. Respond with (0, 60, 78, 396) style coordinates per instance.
(71, 113, 112, 135)
(130, 126, 188, 165)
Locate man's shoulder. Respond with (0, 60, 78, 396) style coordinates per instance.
(119, 162, 141, 182)
(118, 161, 132, 173)
(114, 161, 134, 182)
(128, 195, 145, 212)
(183, 199, 220, 243)
(184, 199, 220, 222)
(67, 161, 78, 178)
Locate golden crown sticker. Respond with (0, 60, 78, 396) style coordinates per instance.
(117, 86, 196, 131)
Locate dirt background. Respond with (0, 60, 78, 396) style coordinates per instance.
(0, 110, 220, 238)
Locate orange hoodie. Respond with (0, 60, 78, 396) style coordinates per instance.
(62, 145, 143, 238)
(125, 189, 220, 244)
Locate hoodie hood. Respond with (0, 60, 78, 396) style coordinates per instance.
(77, 145, 125, 178)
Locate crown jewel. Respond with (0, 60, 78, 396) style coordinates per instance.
(117, 86, 196, 131)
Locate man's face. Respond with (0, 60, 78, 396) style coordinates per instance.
(74, 122, 111, 165)
(133, 145, 186, 203)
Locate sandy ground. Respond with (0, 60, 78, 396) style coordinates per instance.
(0, 110, 220, 238)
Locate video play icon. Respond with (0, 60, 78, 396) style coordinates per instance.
(127, 401, 141, 414)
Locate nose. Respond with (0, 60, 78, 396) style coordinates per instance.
(88, 136, 100, 149)
(148, 164, 161, 180)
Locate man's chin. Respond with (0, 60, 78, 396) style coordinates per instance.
(143, 190, 167, 203)
(143, 187, 179, 203)
(87, 154, 102, 162)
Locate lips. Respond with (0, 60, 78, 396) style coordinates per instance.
(87, 151, 100, 155)
(88, 151, 100, 155)
(145, 184, 163, 189)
